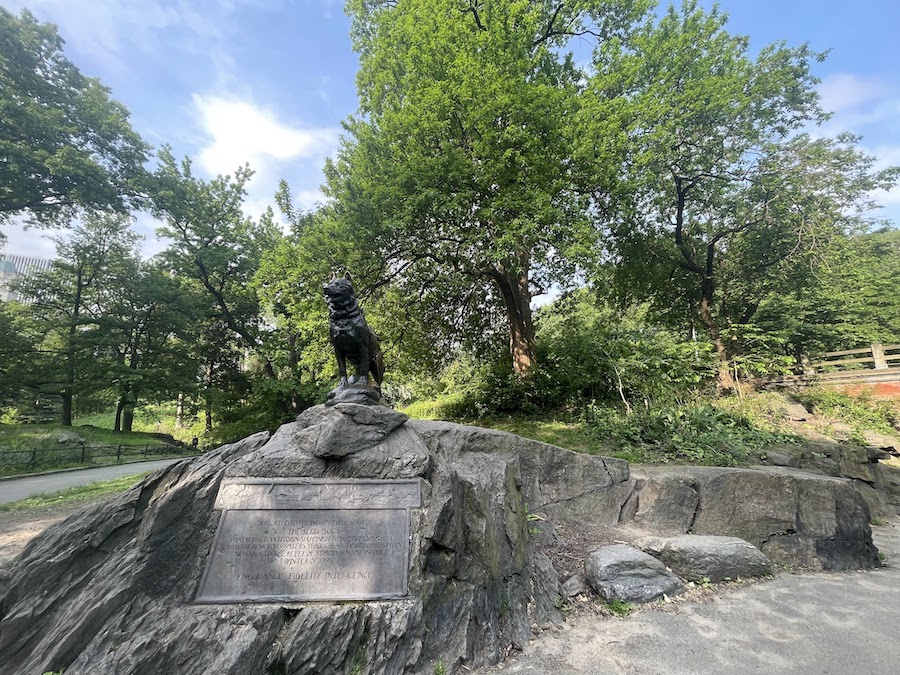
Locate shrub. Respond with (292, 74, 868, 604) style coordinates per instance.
(402, 393, 473, 420)
(535, 291, 717, 409)
(399, 290, 721, 420)
(583, 400, 796, 466)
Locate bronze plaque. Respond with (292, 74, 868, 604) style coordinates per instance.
(196, 479, 421, 603)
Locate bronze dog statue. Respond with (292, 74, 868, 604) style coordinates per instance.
(323, 273, 384, 392)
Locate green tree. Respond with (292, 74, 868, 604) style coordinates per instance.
(752, 227, 900, 356)
(13, 212, 140, 425)
(149, 148, 299, 432)
(0, 300, 41, 415)
(150, 147, 279, 374)
(323, 0, 650, 379)
(585, 1, 898, 388)
(0, 8, 148, 238)
(253, 190, 334, 411)
(101, 260, 200, 432)
(535, 288, 716, 409)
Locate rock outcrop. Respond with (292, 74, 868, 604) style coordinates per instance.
(584, 545, 684, 604)
(0, 405, 883, 675)
(760, 441, 900, 518)
(635, 534, 772, 582)
(0, 406, 632, 675)
(625, 466, 880, 570)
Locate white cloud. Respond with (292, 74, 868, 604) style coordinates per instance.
(131, 211, 169, 260)
(866, 144, 900, 171)
(812, 75, 900, 225)
(870, 187, 900, 208)
(816, 74, 900, 140)
(5, 1, 192, 71)
(192, 95, 338, 177)
(190, 94, 339, 225)
(0, 220, 59, 260)
(819, 73, 888, 115)
(295, 189, 329, 211)
(856, 143, 900, 223)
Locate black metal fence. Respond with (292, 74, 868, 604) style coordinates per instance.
(0, 442, 190, 476)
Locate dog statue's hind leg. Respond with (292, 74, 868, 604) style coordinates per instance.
(353, 344, 370, 386)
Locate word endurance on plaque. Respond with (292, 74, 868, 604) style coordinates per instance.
(196, 479, 421, 603)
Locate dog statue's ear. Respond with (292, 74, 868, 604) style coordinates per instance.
(344, 271, 353, 282)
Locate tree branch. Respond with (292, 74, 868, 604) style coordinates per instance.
(673, 176, 703, 275)
(533, 3, 565, 46)
(463, 1, 487, 31)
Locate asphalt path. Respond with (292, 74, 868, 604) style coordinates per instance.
(0, 458, 189, 505)
(478, 522, 900, 675)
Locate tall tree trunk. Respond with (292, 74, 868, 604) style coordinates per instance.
(288, 330, 301, 414)
(61, 268, 85, 426)
(61, 337, 76, 426)
(204, 362, 214, 432)
(176, 392, 184, 428)
(122, 405, 135, 433)
(114, 395, 125, 432)
(61, 391, 74, 427)
(122, 347, 139, 433)
(672, 184, 735, 392)
(698, 277, 735, 391)
(491, 254, 537, 379)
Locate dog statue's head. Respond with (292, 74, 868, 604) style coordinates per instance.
(323, 272, 356, 309)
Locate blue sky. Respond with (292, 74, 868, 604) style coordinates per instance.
(3, 0, 899, 260)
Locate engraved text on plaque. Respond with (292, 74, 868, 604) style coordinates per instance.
(196, 478, 421, 603)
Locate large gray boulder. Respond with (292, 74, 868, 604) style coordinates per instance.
(760, 440, 900, 518)
(636, 534, 772, 582)
(626, 466, 879, 570)
(584, 544, 684, 604)
(0, 406, 884, 674)
(0, 406, 634, 675)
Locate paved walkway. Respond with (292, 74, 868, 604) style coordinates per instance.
(0, 458, 189, 505)
(477, 521, 900, 674)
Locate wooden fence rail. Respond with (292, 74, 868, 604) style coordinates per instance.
(771, 343, 900, 387)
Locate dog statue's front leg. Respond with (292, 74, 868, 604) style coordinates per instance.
(335, 349, 349, 387)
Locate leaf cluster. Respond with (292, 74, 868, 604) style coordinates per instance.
(0, 8, 149, 229)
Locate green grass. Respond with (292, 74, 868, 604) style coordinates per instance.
(789, 387, 900, 441)
(77, 403, 210, 446)
(401, 394, 471, 421)
(403, 392, 802, 467)
(0, 422, 174, 451)
(0, 472, 150, 512)
(0, 422, 194, 477)
(467, 417, 612, 455)
(605, 599, 633, 617)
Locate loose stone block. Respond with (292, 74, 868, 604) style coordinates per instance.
(584, 544, 684, 604)
(636, 534, 772, 582)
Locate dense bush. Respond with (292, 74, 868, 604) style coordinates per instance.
(534, 290, 718, 409)
(211, 377, 326, 445)
(400, 290, 720, 419)
(583, 401, 796, 466)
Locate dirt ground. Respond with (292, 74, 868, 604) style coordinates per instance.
(0, 501, 98, 567)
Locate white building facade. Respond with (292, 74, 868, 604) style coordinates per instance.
(0, 254, 53, 302)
